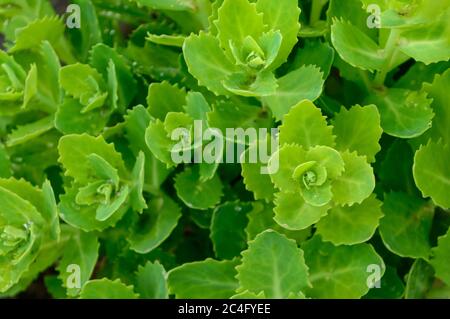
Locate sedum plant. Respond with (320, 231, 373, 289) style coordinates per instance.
(0, 0, 449, 300)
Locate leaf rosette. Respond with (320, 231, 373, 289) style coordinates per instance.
(265, 100, 378, 230)
(58, 134, 145, 231)
(0, 178, 59, 293)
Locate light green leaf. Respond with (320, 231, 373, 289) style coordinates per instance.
(291, 39, 335, 78)
(124, 105, 172, 189)
(316, 195, 383, 245)
(58, 134, 127, 184)
(263, 66, 324, 121)
(134, 0, 196, 11)
(57, 230, 99, 297)
(183, 32, 237, 96)
(379, 192, 434, 258)
(210, 201, 251, 260)
(332, 105, 383, 163)
(215, 0, 265, 58)
(332, 151, 375, 206)
(146, 81, 186, 121)
(134, 261, 168, 299)
(146, 33, 186, 47)
(302, 235, 385, 298)
(174, 167, 223, 210)
(129, 194, 181, 254)
(278, 100, 335, 148)
(430, 229, 450, 286)
(223, 70, 278, 97)
(274, 191, 329, 230)
(255, 0, 301, 69)
(80, 278, 138, 299)
(269, 144, 306, 193)
(366, 88, 434, 138)
(10, 17, 65, 53)
(236, 230, 310, 298)
(399, 10, 450, 65)
(413, 140, 450, 209)
(168, 258, 239, 298)
(130, 152, 147, 213)
(145, 120, 176, 167)
(6, 115, 54, 147)
(331, 19, 384, 71)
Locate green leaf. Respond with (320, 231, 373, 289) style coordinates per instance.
(405, 259, 435, 299)
(130, 152, 147, 213)
(146, 81, 186, 121)
(145, 119, 177, 167)
(124, 105, 172, 189)
(58, 134, 127, 184)
(10, 17, 65, 53)
(0, 144, 11, 178)
(210, 201, 251, 259)
(331, 19, 384, 71)
(174, 167, 223, 210)
(146, 33, 186, 47)
(332, 105, 382, 163)
(134, 0, 196, 11)
(279, 100, 335, 148)
(269, 144, 306, 193)
(364, 266, 405, 299)
(302, 235, 385, 298)
(168, 258, 239, 298)
(413, 140, 450, 209)
(57, 230, 99, 297)
(134, 261, 168, 299)
(274, 191, 329, 230)
(430, 229, 450, 286)
(416, 69, 450, 145)
(183, 32, 237, 96)
(332, 151, 375, 206)
(255, 0, 301, 69)
(223, 70, 278, 97)
(6, 115, 54, 147)
(215, 0, 265, 58)
(55, 98, 109, 135)
(366, 88, 434, 138)
(398, 10, 450, 65)
(291, 39, 335, 78)
(379, 192, 434, 258)
(236, 230, 310, 298)
(316, 195, 383, 245)
(80, 278, 138, 299)
(129, 194, 182, 254)
(263, 66, 325, 120)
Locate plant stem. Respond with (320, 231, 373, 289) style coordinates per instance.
(374, 28, 401, 86)
(310, 0, 326, 25)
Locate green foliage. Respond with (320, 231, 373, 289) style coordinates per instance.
(1, 0, 449, 300)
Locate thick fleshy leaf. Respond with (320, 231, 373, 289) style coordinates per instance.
(430, 229, 450, 286)
(210, 201, 251, 259)
(274, 191, 329, 230)
(278, 100, 335, 148)
(379, 192, 434, 258)
(332, 105, 382, 163)
(183, 32, 237, 95)
(331, 19, 384, 71)
(58, 134, 127, 184)
(128, 194, 181, 254)
(255, 0, 301, 69)
(174, 167, 223, 210)
(214, 0, 265, 57)
(366, 88, 434, 138)
(302, 235, 385, 298)
(399, 10, 450, 65)
(130, 152, 147, 213)
(168, 259, 239, 298)
(236, 230, 310, 298)
(405, 259, 435, 299)
(331, 151, 375, 206)
(413, 140, 450, 209)
(146, 82, 186, 121)
(269, 144, 306, 193)
(316, 195, 383, 245)
(263, 66, 324, 121)
(80, 279, 138, 299)
(57, 230, 99, 297)
(290, 39, 335, 78)
(134, 261, 168, 299)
